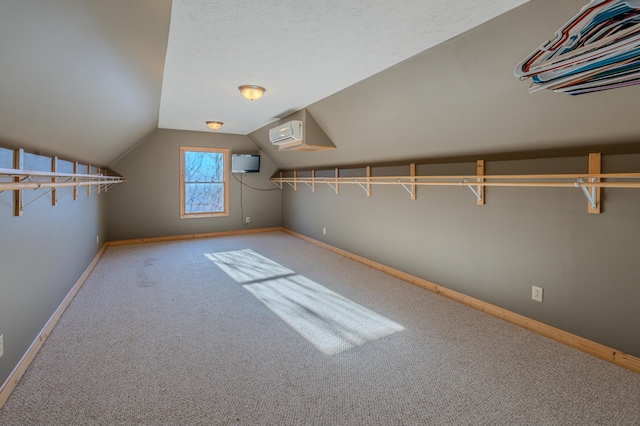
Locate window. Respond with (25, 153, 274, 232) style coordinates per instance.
(180, 146, 229, 218)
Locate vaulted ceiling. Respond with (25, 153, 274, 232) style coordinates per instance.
(0, 0, 172, 166)
(251, 0, 640, 170)
(158, 0, 529, 135)
(1, 0, 639, 170)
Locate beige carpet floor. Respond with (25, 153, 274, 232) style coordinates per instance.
(1, 231, 640, 425)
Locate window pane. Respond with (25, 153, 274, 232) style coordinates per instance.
(180, 147, 228, 218)
(184, 151, 224, 182)
(185, 183, 224, 213)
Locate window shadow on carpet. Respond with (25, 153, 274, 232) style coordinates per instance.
(206, 249, 404, 355)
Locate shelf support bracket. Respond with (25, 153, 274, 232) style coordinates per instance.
(400, 182, 415, 198)
(410, 163, 416, 200)
(476, 160, 485, 205)
(462, 179, 483, 201)
(310, 170, 315, 192)
(357, 182, 370, 196)
(576, 179, 597, 210)
(400, 164, 417, 199)
(73, 162, 78, 200)
(366, 166, 371, 197)
(51, 156, 58, 206)
(588, 153, 601, 214)
(87, 165, 92, 197)
(97, 167, 102, 194)
(13, 148, 24, 216)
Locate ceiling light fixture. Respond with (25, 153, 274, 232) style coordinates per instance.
(206, 121, 223, 130)
(239, 85, 266, 101)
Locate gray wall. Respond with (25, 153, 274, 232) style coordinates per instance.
(248, 0, 640, 172)
(0, 147, 107, 386)
(0, 0, 172, 166)
(106, 129, 281, 241)
(281, 154, 640, 358)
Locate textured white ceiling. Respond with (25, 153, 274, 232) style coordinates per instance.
(158, 0, 529, 135)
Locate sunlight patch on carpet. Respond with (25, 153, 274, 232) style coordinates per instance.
(206, 249, 404, 355)
(205, 249, 294, 284)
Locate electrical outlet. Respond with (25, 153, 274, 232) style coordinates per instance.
(245, 217, 250, 224)
(0, 334, 3, 358)
(323, 227, 327, 235)
(532, 286, 543, 303)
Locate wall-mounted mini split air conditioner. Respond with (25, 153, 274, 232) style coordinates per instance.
(269, 120, 303, 145)
(264, 109, 335, 152)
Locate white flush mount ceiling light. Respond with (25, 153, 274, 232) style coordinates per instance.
(206, 121, 223, 130)
(239, 85, 266, 101)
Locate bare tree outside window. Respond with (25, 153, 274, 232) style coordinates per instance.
(180, 147, 229, 218)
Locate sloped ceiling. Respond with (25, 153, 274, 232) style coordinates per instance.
(159, 0, 529, 136)
(3, 0, 639, 171)
(0, 0, 171, 166)
(250, 0, 640, 170)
